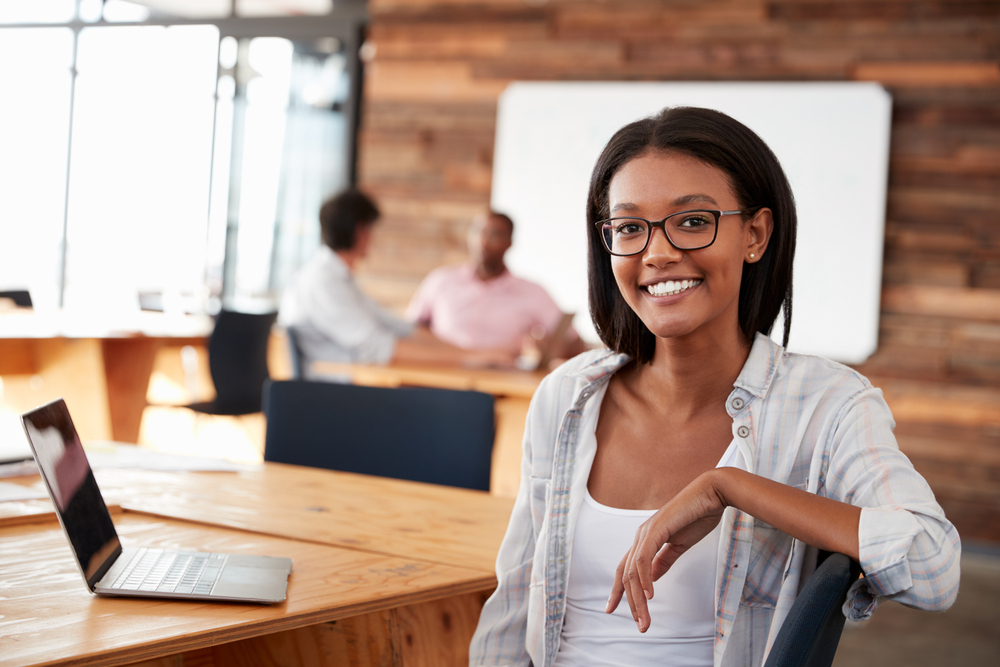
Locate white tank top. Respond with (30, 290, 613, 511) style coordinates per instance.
(552, 439, 746, 667)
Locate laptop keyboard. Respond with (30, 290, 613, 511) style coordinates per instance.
(109, 548, 227, 595)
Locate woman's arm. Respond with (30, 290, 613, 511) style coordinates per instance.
(607, 386, 960, 633)
(606, 469, 860, 632)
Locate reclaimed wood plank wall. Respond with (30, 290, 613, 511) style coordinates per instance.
(355, 0, 1000, 542)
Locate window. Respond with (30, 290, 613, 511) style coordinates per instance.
(0, 2, 364, 312)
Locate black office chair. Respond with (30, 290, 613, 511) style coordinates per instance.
(762, 551, 864, 667)
(0, 290, 32, 308)
(263, 380, 496, 491)
(284, 326, 306, 380)
(186, 309, 277, 415)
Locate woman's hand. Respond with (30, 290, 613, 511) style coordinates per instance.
(606, 470, 727, 633)
(605, 468, 862, 633)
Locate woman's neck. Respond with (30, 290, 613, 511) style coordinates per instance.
(632, 327, 752, 419)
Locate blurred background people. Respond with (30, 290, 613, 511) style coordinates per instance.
(279, 190, 513, 379)
(406, 211, 588, 368)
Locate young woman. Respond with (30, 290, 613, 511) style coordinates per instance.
(469, 107, 960, 667)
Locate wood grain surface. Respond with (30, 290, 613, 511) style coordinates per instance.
(0, 512, 494, 667)
(94, 463, 514, 573)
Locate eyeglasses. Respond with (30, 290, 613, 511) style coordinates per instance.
(596, 209, 745, 256)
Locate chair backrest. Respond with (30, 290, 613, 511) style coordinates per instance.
(284, 326, 305, 380)
(762, 551, 863, 667)
(0, 290, 32, 308)
(207, 309, 277, 414)
(263, 380, 495, 491)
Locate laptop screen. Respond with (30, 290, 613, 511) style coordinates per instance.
(21, 399, 121, 589)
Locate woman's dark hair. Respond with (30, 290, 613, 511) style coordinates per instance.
(320, 188, 380, 251)
(587, 106, 796, 364)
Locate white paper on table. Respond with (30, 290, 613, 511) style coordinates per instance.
(0, 481, 49, 502)
(82, 442, 259, 472)
(0, 460, 39, 479)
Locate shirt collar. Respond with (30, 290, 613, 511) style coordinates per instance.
(733, 333, 783, 399)
(568, 332, 782, 399)
(319, 245, 351, 279)
(463, 262, 511, 284)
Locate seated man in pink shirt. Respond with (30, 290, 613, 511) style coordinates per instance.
(406, 211, 588, 366)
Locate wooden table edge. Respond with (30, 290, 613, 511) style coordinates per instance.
(18, 570, 497, 667)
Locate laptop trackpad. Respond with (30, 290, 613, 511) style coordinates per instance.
(213, 557, 291, 602)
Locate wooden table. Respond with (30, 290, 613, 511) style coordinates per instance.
(312, 362, 545, 498)
(0, 310, 213, 443)
(312, 360, 545, 400)
(0, 463, 515, 667)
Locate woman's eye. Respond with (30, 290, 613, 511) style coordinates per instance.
(678, 215, 712, 228)
(615, 222, 645, 235)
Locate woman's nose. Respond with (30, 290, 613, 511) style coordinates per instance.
(644, 226, 682, 265)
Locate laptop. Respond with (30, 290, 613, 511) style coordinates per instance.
(21, 398, 292, 604)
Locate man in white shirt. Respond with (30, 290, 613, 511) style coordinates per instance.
(279, 190, 512, 379)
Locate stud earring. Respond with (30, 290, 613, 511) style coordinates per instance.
(749, 253, 755, 259)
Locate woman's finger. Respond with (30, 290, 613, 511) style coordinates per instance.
(606, 551, 628, 613)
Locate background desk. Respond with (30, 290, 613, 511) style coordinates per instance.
(0, 310, 212, 443)
(0, 463, 515, 667)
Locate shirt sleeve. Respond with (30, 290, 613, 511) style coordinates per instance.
(304, 273, 402, 365)
(824, 388, 961, 620)
(469, 387, 545, 666)
(405, 269, 446, 326)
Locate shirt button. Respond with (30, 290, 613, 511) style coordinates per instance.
(737, 425, 750, 438)
(730, 397, 745, 410)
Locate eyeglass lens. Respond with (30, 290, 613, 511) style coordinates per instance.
(601, 210, 718, 255)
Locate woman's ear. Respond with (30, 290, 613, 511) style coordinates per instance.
(745, 208, 773, 263)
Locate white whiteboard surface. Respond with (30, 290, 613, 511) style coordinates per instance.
(492, 82, 891, 364)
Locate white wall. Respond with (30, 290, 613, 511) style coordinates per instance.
(492, 82, 891, 364)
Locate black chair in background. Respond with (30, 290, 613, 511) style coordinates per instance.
(263, 380, 496, 491)
(762, 551, 864, 667)
(186, 309, 277, 416)
(0, 290, 32, 308)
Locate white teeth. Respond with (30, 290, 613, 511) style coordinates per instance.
(646, 279, 701, 296)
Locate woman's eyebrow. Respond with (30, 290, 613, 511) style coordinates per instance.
(610, 193, 720, 215)
(672, 193, 720, 207)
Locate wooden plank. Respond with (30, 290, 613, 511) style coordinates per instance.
(769, 1, 1000, 22)
(0, 512, 494, 667)
(393, 590, 491, 667)
(869, 376, 1000, 427)
(888, 187, 1000, 214)
(881, 285, 1000, 322)
(365, 62, 508, 103)
(206, 613, 398, 667)
(552, 2, 768, 38)
(881, 258, 969, 287)
(853, 61, 1000, 86)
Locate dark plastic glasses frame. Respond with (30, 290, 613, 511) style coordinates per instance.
(596, 209, 745, 256)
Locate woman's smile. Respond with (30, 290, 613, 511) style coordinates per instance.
(643, 278, 702, 298)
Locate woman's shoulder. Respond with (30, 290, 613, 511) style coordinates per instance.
(531, 348, 627, 406)
(773, 346, 881, 411)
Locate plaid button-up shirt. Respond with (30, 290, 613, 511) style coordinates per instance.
(470, 334, 960, 667)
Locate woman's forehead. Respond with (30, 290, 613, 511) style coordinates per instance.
(609, 150, 734, 206)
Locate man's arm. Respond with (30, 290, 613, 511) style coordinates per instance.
(393, 326, 515, 367)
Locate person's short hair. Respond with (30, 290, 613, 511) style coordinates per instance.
(320, 188, 380, 251)
(486, 211, 514, 236)
(586, 106, 797, 364)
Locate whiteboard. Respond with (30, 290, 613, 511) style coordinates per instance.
(492, 82, 892, 364)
